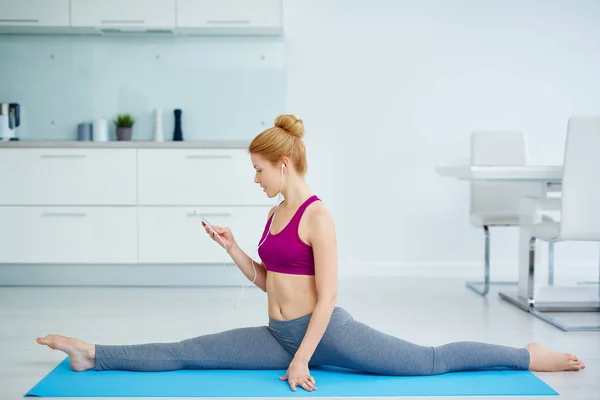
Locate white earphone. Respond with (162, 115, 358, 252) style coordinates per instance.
(232, 160, 286, 308)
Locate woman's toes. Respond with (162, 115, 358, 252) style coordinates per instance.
(36, 336, 52, 347)
(569, 360, 582, 371)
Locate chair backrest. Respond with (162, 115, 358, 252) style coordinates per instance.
(559, 116, 600, 241)
(469, 131, 535, 224)
(471, 131, 528, 166)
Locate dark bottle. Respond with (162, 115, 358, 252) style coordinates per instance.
(173, 109, 183, 141)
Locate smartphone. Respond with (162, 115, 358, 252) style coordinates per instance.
(193, 209, 220, 237)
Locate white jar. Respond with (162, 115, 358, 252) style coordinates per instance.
(93, 119, 109, 142)
(154, 108, 164, 142)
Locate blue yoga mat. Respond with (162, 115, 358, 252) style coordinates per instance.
(26, 357, 557, 397)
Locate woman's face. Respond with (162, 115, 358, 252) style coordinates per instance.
(251, 153, 282, 199)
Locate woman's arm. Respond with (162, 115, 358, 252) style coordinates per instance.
(225, 206, 276, 293)
(293, 207, 338, 362)
(226, 243, 268, 292)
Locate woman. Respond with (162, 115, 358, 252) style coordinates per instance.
(38, 114, 585, 392)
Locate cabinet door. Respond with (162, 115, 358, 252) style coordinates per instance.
(70, 0, 176, 29)
(177, 0, 281, 31)
(137, 149, 271, 206)
(0, 0, 70, 26)
(0, 207, 137, 263)
(0, 148, 137, 205)
(138, 206, 270, 264)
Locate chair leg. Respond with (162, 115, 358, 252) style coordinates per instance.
(466, 226, 490, 296)
(466, 226, 515, 296)
(527, 237, 600, 331)
(483, 224, 490, 294)
(548, 241, 555, 286)
(527, 236, 536, 307)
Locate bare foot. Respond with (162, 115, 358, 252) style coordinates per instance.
(37, 334, 96, 372)
(526, 343, 586, 372)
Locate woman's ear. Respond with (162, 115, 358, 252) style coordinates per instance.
(281, 156, 291, 171)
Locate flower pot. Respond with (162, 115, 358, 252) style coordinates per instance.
(116, 127, 132, 141)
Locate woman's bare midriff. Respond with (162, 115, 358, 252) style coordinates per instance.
(267, 271, 318, 321)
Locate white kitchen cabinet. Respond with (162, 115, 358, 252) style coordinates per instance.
(70, 0, 176, 30)
(176, 0, 282, 34)
(0, 0, 284, 35)
(0, 145, 275, 283)
(137, 206, 270, 264)
(0, 0, 70, 27)
(137, 148, 271, 206)
(0, 207, 137, 263)
(0, 148, 137, 205)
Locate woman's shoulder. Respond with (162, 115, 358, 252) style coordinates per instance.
(309, 197, 328, 214)
(306, 198, 334, 228)
(305, 198, 335, 246)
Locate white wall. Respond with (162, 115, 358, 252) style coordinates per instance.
(284, 0, 600, 279)
(2, 0, 599, 286)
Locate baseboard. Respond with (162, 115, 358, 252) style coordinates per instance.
(338, 261, 599, 282)
(0, 263, 248, 287)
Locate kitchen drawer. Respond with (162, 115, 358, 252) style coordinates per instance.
(0, 148, 137, 205)
(0, 0, 70, 27)
(138, 206, 270, 264)
(70, 0, 176, 29)
(0, 207, 137, 263)
(137, 149, 271, 206)
(176, 0, 281, 31)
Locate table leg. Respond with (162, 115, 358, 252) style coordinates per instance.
(498, 197, 546, 310)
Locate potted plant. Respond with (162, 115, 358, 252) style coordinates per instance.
(114, 113, 135, 141)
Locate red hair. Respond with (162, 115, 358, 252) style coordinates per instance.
(248, 114, 307, 175)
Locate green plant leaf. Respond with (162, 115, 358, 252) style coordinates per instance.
(114, 113, 135, 128)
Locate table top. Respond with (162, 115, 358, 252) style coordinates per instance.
(435, 165, 563, 182)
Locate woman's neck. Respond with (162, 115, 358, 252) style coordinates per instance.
(281, 175, 312, 209)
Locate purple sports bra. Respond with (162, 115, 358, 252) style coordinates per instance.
(257, 195, 321, 276)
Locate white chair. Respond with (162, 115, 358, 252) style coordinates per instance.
(525, 116, 600, 331)
(467, 131, 555, 296)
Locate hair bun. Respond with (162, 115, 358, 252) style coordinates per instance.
(274, 114, 304, 138)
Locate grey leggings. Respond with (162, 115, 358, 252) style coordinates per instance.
(94, 307, 530, 375)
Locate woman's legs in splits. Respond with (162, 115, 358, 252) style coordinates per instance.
(311, 308, 586, 375)
(38, 307, 586, 375)
(37, 326, 294, 372)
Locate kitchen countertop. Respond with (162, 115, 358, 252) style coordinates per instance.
(0, 140, 250, 149)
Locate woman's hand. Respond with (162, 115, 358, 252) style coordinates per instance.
(280, 357, 317, 392)
(202, 222, 235, 250)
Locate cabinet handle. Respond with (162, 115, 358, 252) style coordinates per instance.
(206, 20, 251, 25)
(101, 19, 145, 24)
(0, 19, 40, 23)
(40, 154, 86, 159)
(185, 155, 231, 159)
(202, 212, 232, 217)
(41, 212, 87, 217)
